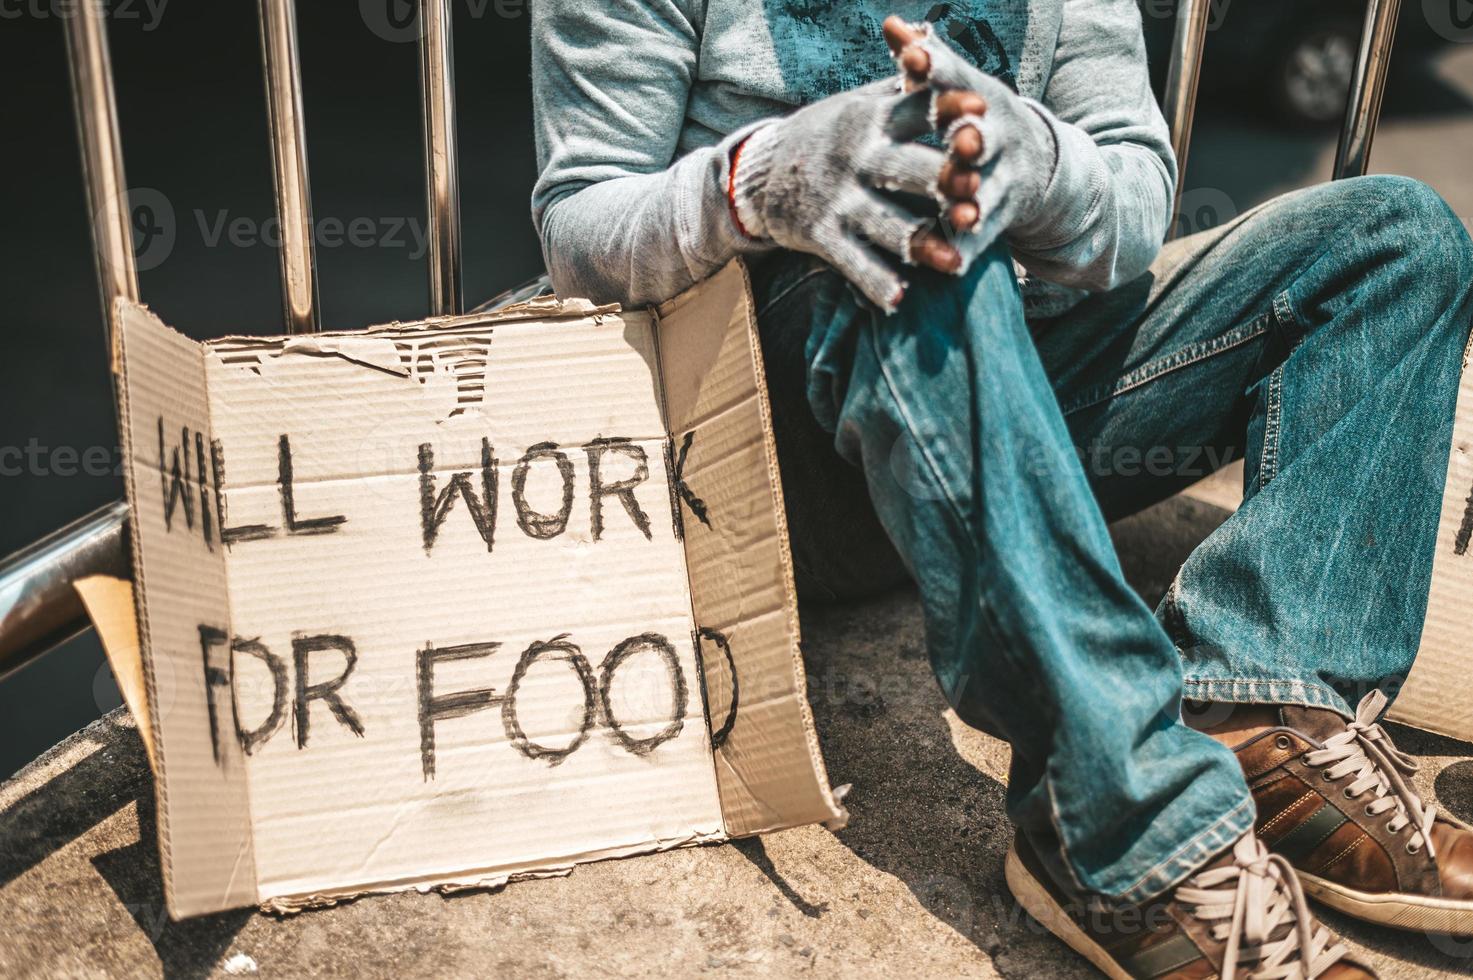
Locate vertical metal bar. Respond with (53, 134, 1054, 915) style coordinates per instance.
(419, 0, 463, 315)
(63, 0, 140, 342)
(1163, 0, 1212, 239)
(1334, 0, 1402, 180)
(258, 0, 320, 333)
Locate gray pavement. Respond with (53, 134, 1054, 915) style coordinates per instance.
(4, 481, 1472, 979)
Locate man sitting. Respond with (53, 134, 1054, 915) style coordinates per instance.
(529, 3, 1473, 975)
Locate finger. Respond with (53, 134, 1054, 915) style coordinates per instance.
(859, 141, 946, 196)
(881, 15, 924, 56)
(914, 36, 984, 92)
(882, 16, 931, 91)
(948, 201, 979, 233)
(844, 188, 930, 264)
(899, 46, 930, 90)
(949, 161, 1010, 267)
(950, 122, 983, 164)
(943, 110, 996, 171)
(937, 160, 981, 202)
(909, 229, 962, 275)
(934, 90, 988, 130)
(826, 236, 908, 313)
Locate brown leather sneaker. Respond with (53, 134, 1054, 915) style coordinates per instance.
(1233, 690, 1473, 936)
(1005, 831, 1373, 978)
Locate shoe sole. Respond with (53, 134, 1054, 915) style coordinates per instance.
(1300, 870, 1473, 936)
(1004, 842, 1132, 980)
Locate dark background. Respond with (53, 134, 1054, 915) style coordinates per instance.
(4, 1, 1472, 778)
(0, 0, 542, 777)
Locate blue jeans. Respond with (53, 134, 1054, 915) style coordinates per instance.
(752, 176, 1473, 904)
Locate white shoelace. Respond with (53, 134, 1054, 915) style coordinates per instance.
(1303, 690, 1438, 859)
(1175, 834, 1348, 980)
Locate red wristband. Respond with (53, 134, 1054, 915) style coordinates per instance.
(727, 137, 754, 240)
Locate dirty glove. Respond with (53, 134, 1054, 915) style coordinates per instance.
(891, 22, 1055, 267)
(731, 81, 946, 312)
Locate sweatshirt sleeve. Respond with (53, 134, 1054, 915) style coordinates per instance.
(530, 0, 769, 307)
(1004, 0, 1178, 292)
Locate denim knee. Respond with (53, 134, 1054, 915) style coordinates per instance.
(1275, 176, 1473, 366)
(1384, 174, 1467, 251)
(1338, 175, 1473, 298)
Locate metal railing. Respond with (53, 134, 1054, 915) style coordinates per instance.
(61, 0, 138, 344)
(258, 0, 320, 334)
(1336, 0, 1404, 179)
(1162, 0, 1214, 226)
(0, 0, 1405, 682)
(420, 0, 464, 316)
(0, 502, 130, 682)
(1164, 0, 1403, 234)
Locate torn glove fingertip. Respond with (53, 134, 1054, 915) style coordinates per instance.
(875, 277, 909, 315)
(944, 112, 988, 149)
(900, 231, 924, 268)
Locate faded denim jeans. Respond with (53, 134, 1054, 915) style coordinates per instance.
(752, 175, 1473, 904)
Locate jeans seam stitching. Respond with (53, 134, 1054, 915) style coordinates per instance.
(1260, 366, 1284, 487)
(1272, 290, 1302, 333)
(1059, 313, 1272, 417)
(1257, 289, 1303, 489)
(1180, 678, 1348, 712)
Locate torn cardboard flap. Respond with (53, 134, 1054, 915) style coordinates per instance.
(102, 259, 843, 920)
(74, 574, 156, 774)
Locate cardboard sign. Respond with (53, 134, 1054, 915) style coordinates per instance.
(107, 260, 845, 920)
(1388, 338, 1473, 740)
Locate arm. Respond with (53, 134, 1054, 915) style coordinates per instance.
(1012, 0, 1177, 290)
(530, 0, 763, 308)
(533, 2, 982, 310)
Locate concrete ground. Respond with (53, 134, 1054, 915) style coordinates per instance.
(3, 469, 1473, 979)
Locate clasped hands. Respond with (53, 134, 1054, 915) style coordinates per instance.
(730, 16, 1032, 312)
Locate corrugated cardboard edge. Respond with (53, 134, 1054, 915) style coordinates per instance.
(112, 295, 259, 920)
(656, 260, 848, 835)
(1388, 327, 1473, 741)
(725, 260, 847, 832)
(112, 296, 178, 911)
(257, 826, 725, 915)
(206, 296, 622, 349)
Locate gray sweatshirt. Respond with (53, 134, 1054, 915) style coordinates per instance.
(530, 1, 1176, 317)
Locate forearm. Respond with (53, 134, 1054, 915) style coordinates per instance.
(535, 127, 771, 308)
(1004, 100, 1174, 292)
(538, 82, 965, 313)
(1012, 0, 1176, 291)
